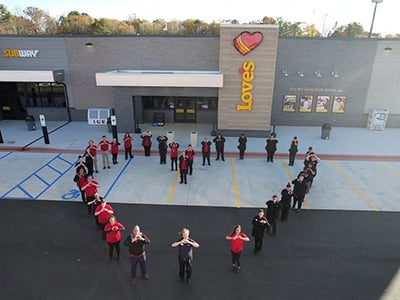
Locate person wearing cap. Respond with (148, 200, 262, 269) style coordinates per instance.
(185, 144, 195, 175)
(201, 137, 211, 166)
(280, 183, 293, 221)
(288, 136, 298, 166)
(124, 225, 151, 285)
(251, 209, 269, 254)
(266, 194, 281, 235)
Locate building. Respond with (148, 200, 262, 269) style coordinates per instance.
(0, 24, 399, 135)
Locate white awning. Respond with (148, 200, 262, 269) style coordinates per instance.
(0, 70, 64, 82)
(95, 70, 223, 88)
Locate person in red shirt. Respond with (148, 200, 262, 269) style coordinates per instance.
(94, 198, 114, 241)
(185, 144, 195, 175)
(178, 151, 191, 184)
(81, 175, 100, 215)
(140, 131, 152, 157)
(123, 133, 133, 160)
(225, 225, 250, 273)
(98, 135, 111, 169)
(201, 137, 211, 166)
(110, 138, 120, 165)
(169, 141, 179, 171)
(104, 215, 125, 262)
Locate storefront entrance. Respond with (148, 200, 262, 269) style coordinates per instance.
(174, 98, 196, 123)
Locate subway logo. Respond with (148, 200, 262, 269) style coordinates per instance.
(3, 49, 39, 58)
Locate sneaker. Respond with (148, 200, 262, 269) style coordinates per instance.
(103, 167, 106, 170)
(186, 278, 192, 284)
(142, 274, 150, 280)
(95, 170, 98, 173)
(131, 278, 136, 285)
(107, 166, 111, 169)
(235, 266, 241, 273)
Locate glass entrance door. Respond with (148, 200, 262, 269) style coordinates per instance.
(175, 99, 196, 123)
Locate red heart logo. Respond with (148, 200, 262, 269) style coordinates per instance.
(233, 31, 263, 55)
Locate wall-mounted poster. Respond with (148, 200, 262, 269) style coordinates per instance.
(299, 95, 313, 112)
(315, 95, 330, 113)
(332, 96, 346, 113)
(283, 95, 296, 112)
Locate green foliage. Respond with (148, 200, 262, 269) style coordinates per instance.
(0, 5, 396, 38)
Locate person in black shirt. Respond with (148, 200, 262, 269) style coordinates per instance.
(266, 195, 281, 235)
(292, 174, 308, 211)
(251, 209, 269, 254)
(124, 225, 151, 285)
(280, 183, 293, 221)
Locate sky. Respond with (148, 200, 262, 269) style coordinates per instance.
(1, 0, 398, 36)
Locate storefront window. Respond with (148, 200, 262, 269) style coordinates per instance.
(17, 82, 66, 107)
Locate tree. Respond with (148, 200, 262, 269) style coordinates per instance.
(23, 6, 57, 34)
(0, 4, 12, 33)
(329, 22, 367, 38)
(277, 18, 303, 37)
(301, 24, 320, 37)
(57, 11, 93, 34)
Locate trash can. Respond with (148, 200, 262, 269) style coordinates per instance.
(321, 123, 331, 140)
(190, 131, 198, 148)
(106, 117, 112, 133)
(25, 115, 36, 131)
(167, 131, 174, 143)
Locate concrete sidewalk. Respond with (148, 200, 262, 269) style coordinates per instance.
(0, 120, 399, 157)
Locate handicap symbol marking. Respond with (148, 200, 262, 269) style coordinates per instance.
(62, 189, 81, 200)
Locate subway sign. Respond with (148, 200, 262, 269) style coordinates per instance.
(3, 49, 40, 58)
(233, 31, 263, 112)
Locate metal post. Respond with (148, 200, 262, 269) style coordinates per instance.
(369, 0, 383, 38)
(0, 129, 4, 143)
(40, 114, 50, 144)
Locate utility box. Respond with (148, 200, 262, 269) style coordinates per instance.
(190, 131, 198, 148)
(25, 115, 36, 131)
(367, 109, 389, 131)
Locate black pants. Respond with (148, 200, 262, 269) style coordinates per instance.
(144, 146, 151, 156)
(254, 236, 264, 252)
(112, 153, 118, 164)
(178, 258, 192, 279)
(267, 151, 275, 162)
(239, 149, 245, 159)
(86, 195, 95, 215)
(289, 152, 296, 165)
(281, 206, 290, 221)
(108, 241, 121, 259)
(292, 195, 305, 209)
(231, 251, 241, 267)
(202, 153, 210, 165)
(268, 219, 278, 235)
(187, 161, 193, 175)
(160, 151, 167, 164)
(125, 147, 133, 159)
(171, 158, 177, 170)
(180, 170, 188, 183)
(216, 149, 224, 160)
